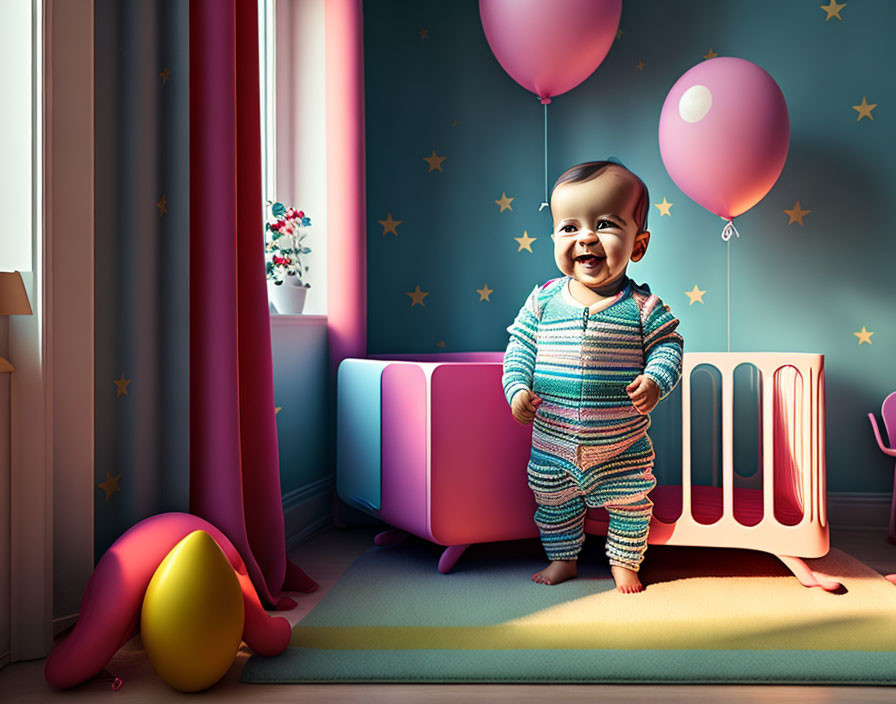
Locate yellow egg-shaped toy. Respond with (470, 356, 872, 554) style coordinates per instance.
(141, 530, 244, 692)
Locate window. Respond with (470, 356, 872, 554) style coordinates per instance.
(259, 0, 327, 316)
(259, 0, 276, 214)
(0, 0, 38, 273)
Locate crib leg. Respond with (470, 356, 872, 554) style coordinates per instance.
(776, 555, 842, 591)
(438, 544, 470, 574)
(374, 528, 406, 547)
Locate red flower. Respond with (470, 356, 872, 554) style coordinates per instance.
(297, 211, 304, 219)
(273, 255, 291, 266)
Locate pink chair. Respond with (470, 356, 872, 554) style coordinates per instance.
(868, 391, 896, 545)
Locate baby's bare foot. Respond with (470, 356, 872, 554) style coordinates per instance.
(532, 559, 577, 585)
(611, 565, 644, 593)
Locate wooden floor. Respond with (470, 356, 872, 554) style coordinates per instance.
(3, 524, 896, 702)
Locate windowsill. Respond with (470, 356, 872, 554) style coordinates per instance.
(270, 313, 327, 325)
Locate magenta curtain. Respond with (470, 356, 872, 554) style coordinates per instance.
(188, 0, 316, 607)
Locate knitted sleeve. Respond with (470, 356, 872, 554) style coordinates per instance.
(640, 295, 684, 400)
(502, 286, 541, 406)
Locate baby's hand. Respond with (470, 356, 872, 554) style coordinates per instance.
(626, 375, 660, 415)
(511, 389, 542, 425)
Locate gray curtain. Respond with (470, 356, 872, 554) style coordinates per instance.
(94, 0, 190, 558)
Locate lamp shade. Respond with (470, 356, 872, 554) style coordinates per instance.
(0, 271, 33, 315)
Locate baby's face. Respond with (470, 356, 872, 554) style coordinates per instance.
(551, 168, 649, 291)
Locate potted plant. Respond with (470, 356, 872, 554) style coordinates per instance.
(264, 200, 312, 314)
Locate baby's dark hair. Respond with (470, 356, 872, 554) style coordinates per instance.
(552, 159, 650, 233)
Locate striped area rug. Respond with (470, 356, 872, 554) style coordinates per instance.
(242, 537, 896, 684)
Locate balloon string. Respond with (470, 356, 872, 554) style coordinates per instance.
(727, 236, 731, 353)
(539, 101, 549, 211)
(721, 218, 738, 352)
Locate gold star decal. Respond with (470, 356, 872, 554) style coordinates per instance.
(378, 212, 402, 236)
(160, 67, 170, 84)
(514, 231, 536, 252)
(114, 373, 132, 398)
(275, 406, 282, 415)
(495, 192, 514, 212)
(654, 197, 673, 216)
(406, 285, 429, 307)
(423, 149, 445, 172)
(853, 326, 874, 345)
(97, 472, 122, 502)
(853, 96, 877, 121)
(476, 284, 493, 301)
(419, 28, 429, 39)
(156, 194, 167, 216)
(616, 28, 623, 39)
(452, 119, 460, 127)
(784, 201, 811, 225)
(820, 0, 846, 21)
(704, 48, 718, 60)
(685, 285, 706, 305)
(436, 340, 446, 349)
(635, 58, 645, 71)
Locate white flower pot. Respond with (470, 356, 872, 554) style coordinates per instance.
(267, 278, 308, 315)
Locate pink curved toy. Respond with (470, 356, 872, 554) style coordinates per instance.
(868, 391, 896, 545)
(44, 513, 292, 690)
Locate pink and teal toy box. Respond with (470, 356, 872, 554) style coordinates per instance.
(337, 353, 539, 560)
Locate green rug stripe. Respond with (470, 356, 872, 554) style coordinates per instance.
(243, 648, 896, 685)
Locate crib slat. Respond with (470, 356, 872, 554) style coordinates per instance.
(801, 364, 812, 525)
(808, 367, 816, 524)
(818, 364, 827, 527)
(681, 359, 692, 522)
(762, 366, 776, 523)
(721, 365, 734, 520)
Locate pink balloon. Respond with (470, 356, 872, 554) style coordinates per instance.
(480, 0, 622, 103)
(658, 57, 789, 220)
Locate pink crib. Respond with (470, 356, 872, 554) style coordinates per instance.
(336, 351, 838, 590)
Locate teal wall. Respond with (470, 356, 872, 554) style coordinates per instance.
(363, 0, 896, 493)
(271, 319, 331, 495)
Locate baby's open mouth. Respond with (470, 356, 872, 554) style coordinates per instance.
(575, 253, 605, 266)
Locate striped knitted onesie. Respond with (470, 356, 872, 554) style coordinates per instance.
(503, 276, 683, 570)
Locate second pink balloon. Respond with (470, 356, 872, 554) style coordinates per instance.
(658, 57, 790, 221)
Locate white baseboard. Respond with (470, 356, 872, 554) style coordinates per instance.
(283, 476, 335, 551)
(827, 492, 891, 531)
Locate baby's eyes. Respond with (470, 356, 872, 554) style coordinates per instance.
(558, 220, 620, 234)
